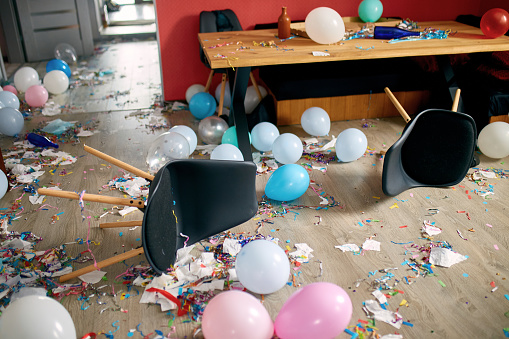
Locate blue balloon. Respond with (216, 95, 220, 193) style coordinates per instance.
(46, 59, 71, 78)
(0, 107, 24, 136)
(189, 92, 216, 120)
(221, 126, 251, 148)
(235, 240, 290, 294)
(0, 91, 20, 110)
(265, 164, 310, 201)
(251, 122, 279, 152)
(0, 170, 8, 200)
(335, 128, 368, 162)
(358, 0, 383, 23)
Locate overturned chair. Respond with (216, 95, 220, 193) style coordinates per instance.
(382, 88, 478, 197)
(38, 145, 257, 281)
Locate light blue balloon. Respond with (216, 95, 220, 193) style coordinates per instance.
(0, 170, 8, 200)
(272, 133, 303, 164)
(335, 128, 368, 162)
(358, 0, 383, 23)
(265, 164, 310, 201)
(210, 144, 244, 161)
(251, 122, 280, 152)
(0, 107, 24, 136)
(301, 107, 330, 136)
(46, 59, 71, 78)
(221, 126, 251, 148)
(235, 239, 290, 294)
(189, 92, 216, 120)
(0, 91, 20, 110)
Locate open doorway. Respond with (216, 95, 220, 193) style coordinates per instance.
(106, 0, 155, 26)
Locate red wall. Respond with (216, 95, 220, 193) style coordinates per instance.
(155, 0, 484, 101)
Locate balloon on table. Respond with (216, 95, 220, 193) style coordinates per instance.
(185, 84, 205, 103)
(198, 115, 229, 144)
(215, 80, 231, 108)
(236, 239, 290, 294)
(221, 126, 252, 148)
(210, 143, 244, 161)
(305, 7, 346, 44)
(0, 107, 24, 136)
(480, 8, 509, 39)
(0, 295, 76, 339)
(170, 125, 197, 153)
(251, 121, 280, 151)
(2, 85, 18, 96)
(301, 106, 330, 136)
(43, 70, 69, 94)
(202, 290, 274, 339)
(46, 59, 71, 78)
(0, 170, 8, 200)
(477, 121, 509, 158)
(189, 92, 216, 120)
(0, 90, 20, 109)
(25, 85, 49, 107)
(146, 131, 190, 173)
(275, 282, 352, 339)
(13, 66, 39, 92)
(245, 85, 268, 114)
(54, 43, 78, 65)
(272, 133, 303, 164)
(265, 164, 310, 201)
(335, 128, 367, 162)
(358, 0, 384, 23)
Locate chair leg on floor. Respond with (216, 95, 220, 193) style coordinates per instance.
(218, 73, 227, 116)
(204, 69, 215, 92)
(100, 220, 143, 228)
(250, 72, 263, 101)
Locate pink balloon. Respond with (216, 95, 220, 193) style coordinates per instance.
(3, 85, 18, 96)
(275, 282, 353, 339)
(202, 290, 274, 339)
(25, 85, 48, 107)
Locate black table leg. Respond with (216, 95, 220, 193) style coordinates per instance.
(228, 66, 252, 162)
(437, 55, 464, 112)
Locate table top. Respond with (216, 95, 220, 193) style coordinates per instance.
(198, 21, 509, 69)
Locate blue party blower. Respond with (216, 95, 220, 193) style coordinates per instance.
(27, 133, 59, 148)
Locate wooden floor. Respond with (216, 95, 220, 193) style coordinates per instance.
(1, 40, 509, 339)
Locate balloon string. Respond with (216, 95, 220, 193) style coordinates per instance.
(180, 232, 189, 247)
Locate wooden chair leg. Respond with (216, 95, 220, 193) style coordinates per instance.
(384, 87, 411, 123)
(218, 73, 227, 116)
(250, 71, 263, 101)
(204, 69, 214, 92)
(59, 247, 145, 282)
(37, 188, 145, 208)
(100, 220, 143, 228)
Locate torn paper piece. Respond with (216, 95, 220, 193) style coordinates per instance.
(312, 51, 330, 56)
(372, 289, 388, 304)
(41, 119, 76, 135)
(228, 268, 238, 281)
(335, 244, 360, 252)
(174, 244, 196, 267)
(429, 247, 467, 267)
(29, 194, 45, 205)
(76, 128, 95, 137)
(41, 101, 63, 116)
(362, 239, 381, 251)
(223, 238, 242, 256)
(422, 222, 442, 236)
(305, 136, 337, 152)
(364, 299, 403, 329)
(16, 171, 45, 184)
(473, 170, 496, 179)
(140, 287, 179, 311)
(41, 149, 77, 165)
(193, 279, 225, 292)
(304, 137, 319, 145)
(381, 335, 403, 339)
(78, 270, 107, 284)
(118, 206, 139, 216)
(289, 243, 314, 263)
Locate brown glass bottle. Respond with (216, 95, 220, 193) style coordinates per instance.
(278, 7, 291, 39)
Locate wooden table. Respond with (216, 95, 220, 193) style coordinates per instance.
(198, 21, 509, 159)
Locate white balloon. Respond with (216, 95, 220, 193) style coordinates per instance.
(43, 70, 69, 94)
(211, 143, 244, 161)
(0, 169, 8, 200)
(301, 107, 331, 136)
(170, 125, 198, 153)
(215, 80, 231, 108)
(245, 85, 268, 114)
(0, 295, 76, 339)
(251, 122, 280, 152)
(335, 128, 367, 162)
(13, 66, 40, 92)
(272, 133, 303, 164)
(305, 7, 346, 44)
(478, 122, 509, 158)
(185, 84, 205, 104)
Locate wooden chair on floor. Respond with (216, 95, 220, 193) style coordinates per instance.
(382, 88, 478, 196)
(199, 9, 262, 115)
(39, 145, 257, 282)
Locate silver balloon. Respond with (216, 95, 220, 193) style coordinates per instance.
(146, 132, 190, 174)
(198, 116, 229, 145)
